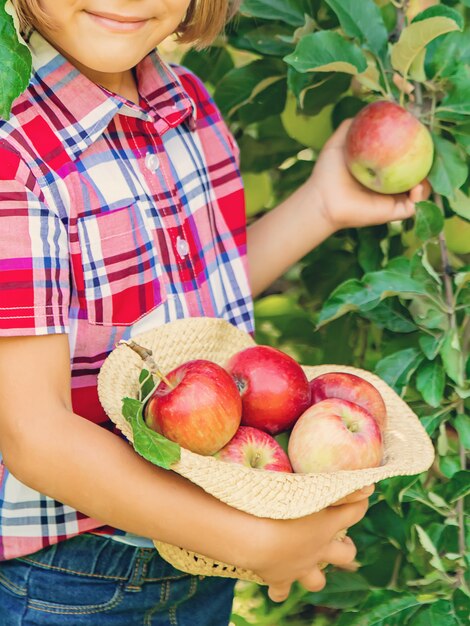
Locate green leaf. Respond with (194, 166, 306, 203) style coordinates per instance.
(139, 369, 156, 402)
(336, 592, 428, 626)
(416, 360, 445, 408)
(441, 329, 464, 386)
(375, 348, 424, 393)
(365, 301, 417, 334)
(304, 571, 370, 609)
(121, 397, 181, 470)
(240, 0, 308, 26)
(446, 470, 470, 503)
(284, 31, 368, 75)
(412, 6, 465, 31)
(415, 525, 446, 573)
(428, 136, 468, 200)
(181, 47, 234, 86)
(0, 1, 32, 119)
(421, 411, 446, 436)
(437, 67, 470, 119)
(318, 278, 367, 326)
(213, 59, 286, 119)
(233, 24, 295, 57)
(391, 17, 460, 78)
(454, 414, 470, 450)
(319, 270, 430, 327)
(324, 0, 388, 56)
(453, 589, 470, 623)
(415, 201, 445, 241)
(449, 190, 470, 221)
(419, 333, 444, 360)
(412, 600, 463, 626)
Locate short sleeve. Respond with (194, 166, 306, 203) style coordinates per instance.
(0, 143, 70, 336)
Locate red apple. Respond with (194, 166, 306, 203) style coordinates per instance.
(215, 426, 293, 472)
(288, 398, 383, 473)
(144, 359, 242, 456)
(309, 372, 387, 432)
(345, 101, 434, 194)
(225, 346, 311, 435)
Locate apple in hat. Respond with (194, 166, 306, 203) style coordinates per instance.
(225, 345, 311, 435)
(345, 100, 434, 194)
(288, 398, 383, 473)
(309, 372, 387, 432)
(144, 359, 242, 456)
(215, 426, 293, 472)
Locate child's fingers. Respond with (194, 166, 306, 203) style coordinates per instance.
(298, 567, 327, 594)
(331, 485, 375, 506)
(409, 180, 431, 203)
(320, 536, 357, 567)
(324, 498, 370, 535)
(268, 581, 292, 603)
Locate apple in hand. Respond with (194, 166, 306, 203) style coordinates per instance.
(288, 399, 383, 473)
(309, 372, 387, 432)
(345, 101, 434, 194)
(215, 426, 293, 472)
(144, 359, 242, 456)
(225, 346, 311, 435)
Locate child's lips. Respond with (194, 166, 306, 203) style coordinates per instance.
(85, 11, 149, 32)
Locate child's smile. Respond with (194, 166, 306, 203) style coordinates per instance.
(84, 8, 153, 33)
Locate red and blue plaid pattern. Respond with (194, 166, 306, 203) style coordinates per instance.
(0, 31, 253, 560)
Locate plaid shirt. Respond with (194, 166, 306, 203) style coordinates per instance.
(0, 31, 253, 560)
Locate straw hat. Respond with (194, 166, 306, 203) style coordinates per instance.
(98, 317, 435, 583)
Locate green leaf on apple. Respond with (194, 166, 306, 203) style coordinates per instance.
(122, 397, 181, 470)
(139, 369, 157, 402)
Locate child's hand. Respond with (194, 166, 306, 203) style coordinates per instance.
(250, 488, 373, 602)
(309, 120, 430, 232)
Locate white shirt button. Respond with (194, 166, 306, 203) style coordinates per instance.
(145, 152, 160, 173)
(176, 236, 190, 258)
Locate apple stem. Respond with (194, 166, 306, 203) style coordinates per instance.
(119, 340, 175, 389)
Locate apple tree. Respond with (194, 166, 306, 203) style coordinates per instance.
(180, 1, 470, 624)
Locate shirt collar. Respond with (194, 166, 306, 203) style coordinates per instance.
(28, 31, 196, 162)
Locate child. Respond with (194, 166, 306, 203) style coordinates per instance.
(0, 1, 427, 624)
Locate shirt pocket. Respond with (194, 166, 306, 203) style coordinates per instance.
(77, 204, 166, 326)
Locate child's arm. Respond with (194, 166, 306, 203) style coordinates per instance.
(0, 332, 369, 601)
(247, 121, 429, 297)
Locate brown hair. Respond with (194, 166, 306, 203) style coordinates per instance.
(12, 0, 241, 48)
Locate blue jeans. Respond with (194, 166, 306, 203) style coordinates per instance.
(0, 534, 236, 625)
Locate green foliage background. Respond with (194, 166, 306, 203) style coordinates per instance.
(1, 0, 469, 623)
(180, 1, 470, 623)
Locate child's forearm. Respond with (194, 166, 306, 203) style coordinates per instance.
(5, 406, 262, 570)
(247, 183, 334, 297)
